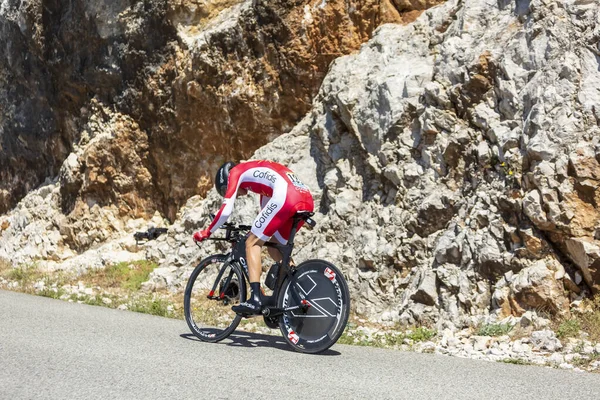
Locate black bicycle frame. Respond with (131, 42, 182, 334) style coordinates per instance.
(205, 212, 314, 316)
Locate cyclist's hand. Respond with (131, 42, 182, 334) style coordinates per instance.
(193, 229, 211, 243)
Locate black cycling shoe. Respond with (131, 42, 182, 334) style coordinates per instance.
(232, 298, 262, 316)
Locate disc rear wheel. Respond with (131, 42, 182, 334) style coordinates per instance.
(278, 260, 350, 354)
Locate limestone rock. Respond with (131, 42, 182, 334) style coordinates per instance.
(530, 330, 563, 352)
(492, 260, 570, 318)
(564, 238, 600, 294)
(3, 0, 600, 328)
(0, 0, 440, 218)
(411, 270, 438, 306)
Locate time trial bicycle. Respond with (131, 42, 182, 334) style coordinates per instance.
(183, 212, 350, 354)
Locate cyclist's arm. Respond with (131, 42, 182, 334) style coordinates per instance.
(206, 168, 243, 234)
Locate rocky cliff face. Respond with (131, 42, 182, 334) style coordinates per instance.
(0, 0, 438, 220)
(0, 0, 175, 215)
(2, 0, 600, 329)
(146, 0, 600, 328)
(1, 0, 437, 256)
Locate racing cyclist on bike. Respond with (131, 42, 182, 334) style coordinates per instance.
(192, 160, 314, 316)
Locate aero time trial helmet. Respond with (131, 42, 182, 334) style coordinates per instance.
(215, 161, 236, 196)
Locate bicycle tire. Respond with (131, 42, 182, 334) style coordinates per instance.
(184, 254, 246, 342)
(277, 260, 350, 354)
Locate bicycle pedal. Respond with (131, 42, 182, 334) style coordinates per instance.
(238, 312, 261, 318)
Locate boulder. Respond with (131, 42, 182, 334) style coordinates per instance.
(492, 260, 570, 318)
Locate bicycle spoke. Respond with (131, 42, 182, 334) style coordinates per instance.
(184, 255, 245, 342)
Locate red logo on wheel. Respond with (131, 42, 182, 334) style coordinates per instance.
(324, 267, 336, 281)
(288, 330, 299, 344)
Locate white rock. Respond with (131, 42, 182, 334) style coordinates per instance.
(489, 348, 505, 357)
(583, 345, 595, 355)
(520, 311, 534, 328)
(472, 336, 492, 352)
(548, 353, 565, 364)
(530, 330, 562, 352)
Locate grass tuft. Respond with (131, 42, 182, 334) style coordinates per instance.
(0, 257, 12, 274)
(407, 327, 437, 342)
(129, 296, 173, 318)
(500, 358, 532, 366)
(477, 323, 513, 337)
(80, 261, 157, 291)
(7, 265, 37, 284)
(337, 324, 436, 348)
(556, 319, 581, 339)
(38, 287, 66, 300)
(579, 296, 600, 342)
(2, 263, 44, 290)
(553, 295, 600, 342)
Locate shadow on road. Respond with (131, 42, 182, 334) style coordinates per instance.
(180, 330, 341, 356)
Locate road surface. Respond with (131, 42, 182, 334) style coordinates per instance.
(1, 290, 598, 399)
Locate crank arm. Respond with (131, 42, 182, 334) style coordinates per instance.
(262, 300, 310, 317)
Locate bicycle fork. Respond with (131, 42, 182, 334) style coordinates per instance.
(206, 260, 235, 301)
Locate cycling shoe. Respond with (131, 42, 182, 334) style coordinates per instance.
(232, 298, 262, 317)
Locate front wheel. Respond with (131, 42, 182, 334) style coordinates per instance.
(278, 260, 350, 354)
(184, 254, 246, 342)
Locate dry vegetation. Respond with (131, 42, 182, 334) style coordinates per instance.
(79, 261, 157, 291)
(0, 260, 183, 318)
(0, 257, 11, 273)
(553, 296, 600, 343)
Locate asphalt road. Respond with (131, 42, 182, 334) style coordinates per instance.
(1, 290, 599, 399)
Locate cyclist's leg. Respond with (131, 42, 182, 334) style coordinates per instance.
(258, 196, 283, 266)
(233, 194, 287, 316)
(230, 233, 265, 315)
(266, 192, 315, 265)
(266, 243, 283, 262)
(249, 193, 286, 276)
(245, 233, 265, 283)
(250, 192, 289, 249)
(252, 188, 315, 275)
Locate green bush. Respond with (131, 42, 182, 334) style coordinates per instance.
(477, 323, 513, 337)
(406, 327, 437, 342)
(556, 319, 581, 339)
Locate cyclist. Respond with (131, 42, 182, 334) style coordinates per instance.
(193, 160, 314, 316)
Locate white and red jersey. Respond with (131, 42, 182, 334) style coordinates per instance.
(207, 160, 314, 243)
